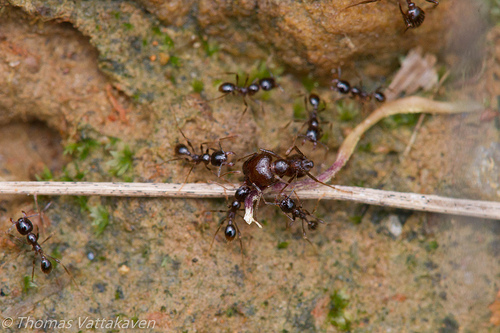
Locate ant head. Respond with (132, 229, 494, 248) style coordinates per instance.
(224, 225, 237, 241)
(40, 257, 53, 274)
(219, 82, 235, 93)
(273, 159, 289, 177)
(248, 83, 260, 95)
(175, 144, 190, 156)
(27, 232, 38, 245)
(13, 216, 34, 235)
(259, 78, 276, 91)
(309, 94, 321, 108)
(235, 185, 251, 202)
(230, 200, 241, 211)
(278, 195, 296, 213)
(301, 159, 314, 172)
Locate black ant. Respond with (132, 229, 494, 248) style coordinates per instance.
(168, 128, 236, 187)
(344, 0, 438, 30)
(399, 0, 439, 31)
(6, 196, 76, 287)
(212, 73, 280, 118)
(332, 69, 386, 103)
(209, 185, 252, 256)
(273, 190, 324, 245)
(350, 84, 386, 103)
(294, 93, 329, 151)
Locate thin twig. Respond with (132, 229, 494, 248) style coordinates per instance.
(0, 181, 498, 220)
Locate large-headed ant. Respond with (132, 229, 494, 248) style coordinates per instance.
(169, 128, 236, 187)
(6, 196, 76, 287)
(212, 73, 280, 118)
(242, 146, 336, 194)
(344, 0, 438, 31)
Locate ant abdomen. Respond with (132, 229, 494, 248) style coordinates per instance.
(224, 225, 237, 241)
(40, 258, 53, 274)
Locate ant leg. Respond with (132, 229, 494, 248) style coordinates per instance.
(237, 98, 250, 122)
(178, 165, 195, 192)
(45, 254, 81, 292)
(209, 218, 225, 252)
(259, 148, 285, 160)
(207, 92, 230, 103)
(344, 0, 381, 9)
(178, 128, 196, 154)
(232, 220, 245, 264)
(237, 152, 257, 162)
(304, 171, 352, 195)
(426, 0, 438, 5)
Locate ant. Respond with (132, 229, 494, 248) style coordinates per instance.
(209, 185, 252, 256)
(273, 190, 324, 245)
(168, 128, 236, 187)
(399, 0, 439, 31)
(242, 146, 339, 194)
(6, 196, 76, 287)
(212, 73, 280, 118)
(344, 0, 438, 30)
(294, 93, 329, 151)
(331, 69, 386, 103)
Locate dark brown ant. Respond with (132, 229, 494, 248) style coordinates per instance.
(242, 146, 338, 194)
(211, 73, 280, 118)
(7, 196, 77, 287)
(168, 128, 236, 186)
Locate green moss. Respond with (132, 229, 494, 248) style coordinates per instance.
(327, 290, 351, 331)
(349, 215, 362, 225)
(22, 275, 37, 293)
(64, 138, 100, 160)
(89, 204, 110, 236)
(107, 145, 134, 178)
(425, 240, 439, 252)
(191, 79, 204, 93)
(293, 101, 306, 119)
(336, 100, 359, 122)
(201, 37, 219, 57)
(169, 56, 181, 68)
(35, 166, 53, 181)
(277, 241, 289, 249)
(122, 22, 133, 30)
(358, 142, 372, 153)
(382, 113, 419, 128)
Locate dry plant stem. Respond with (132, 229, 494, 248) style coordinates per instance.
(0, 181, 498, 220)
(284, 96, 484, 191)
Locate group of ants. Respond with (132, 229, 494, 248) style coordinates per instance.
(4, 0, 438, 287)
